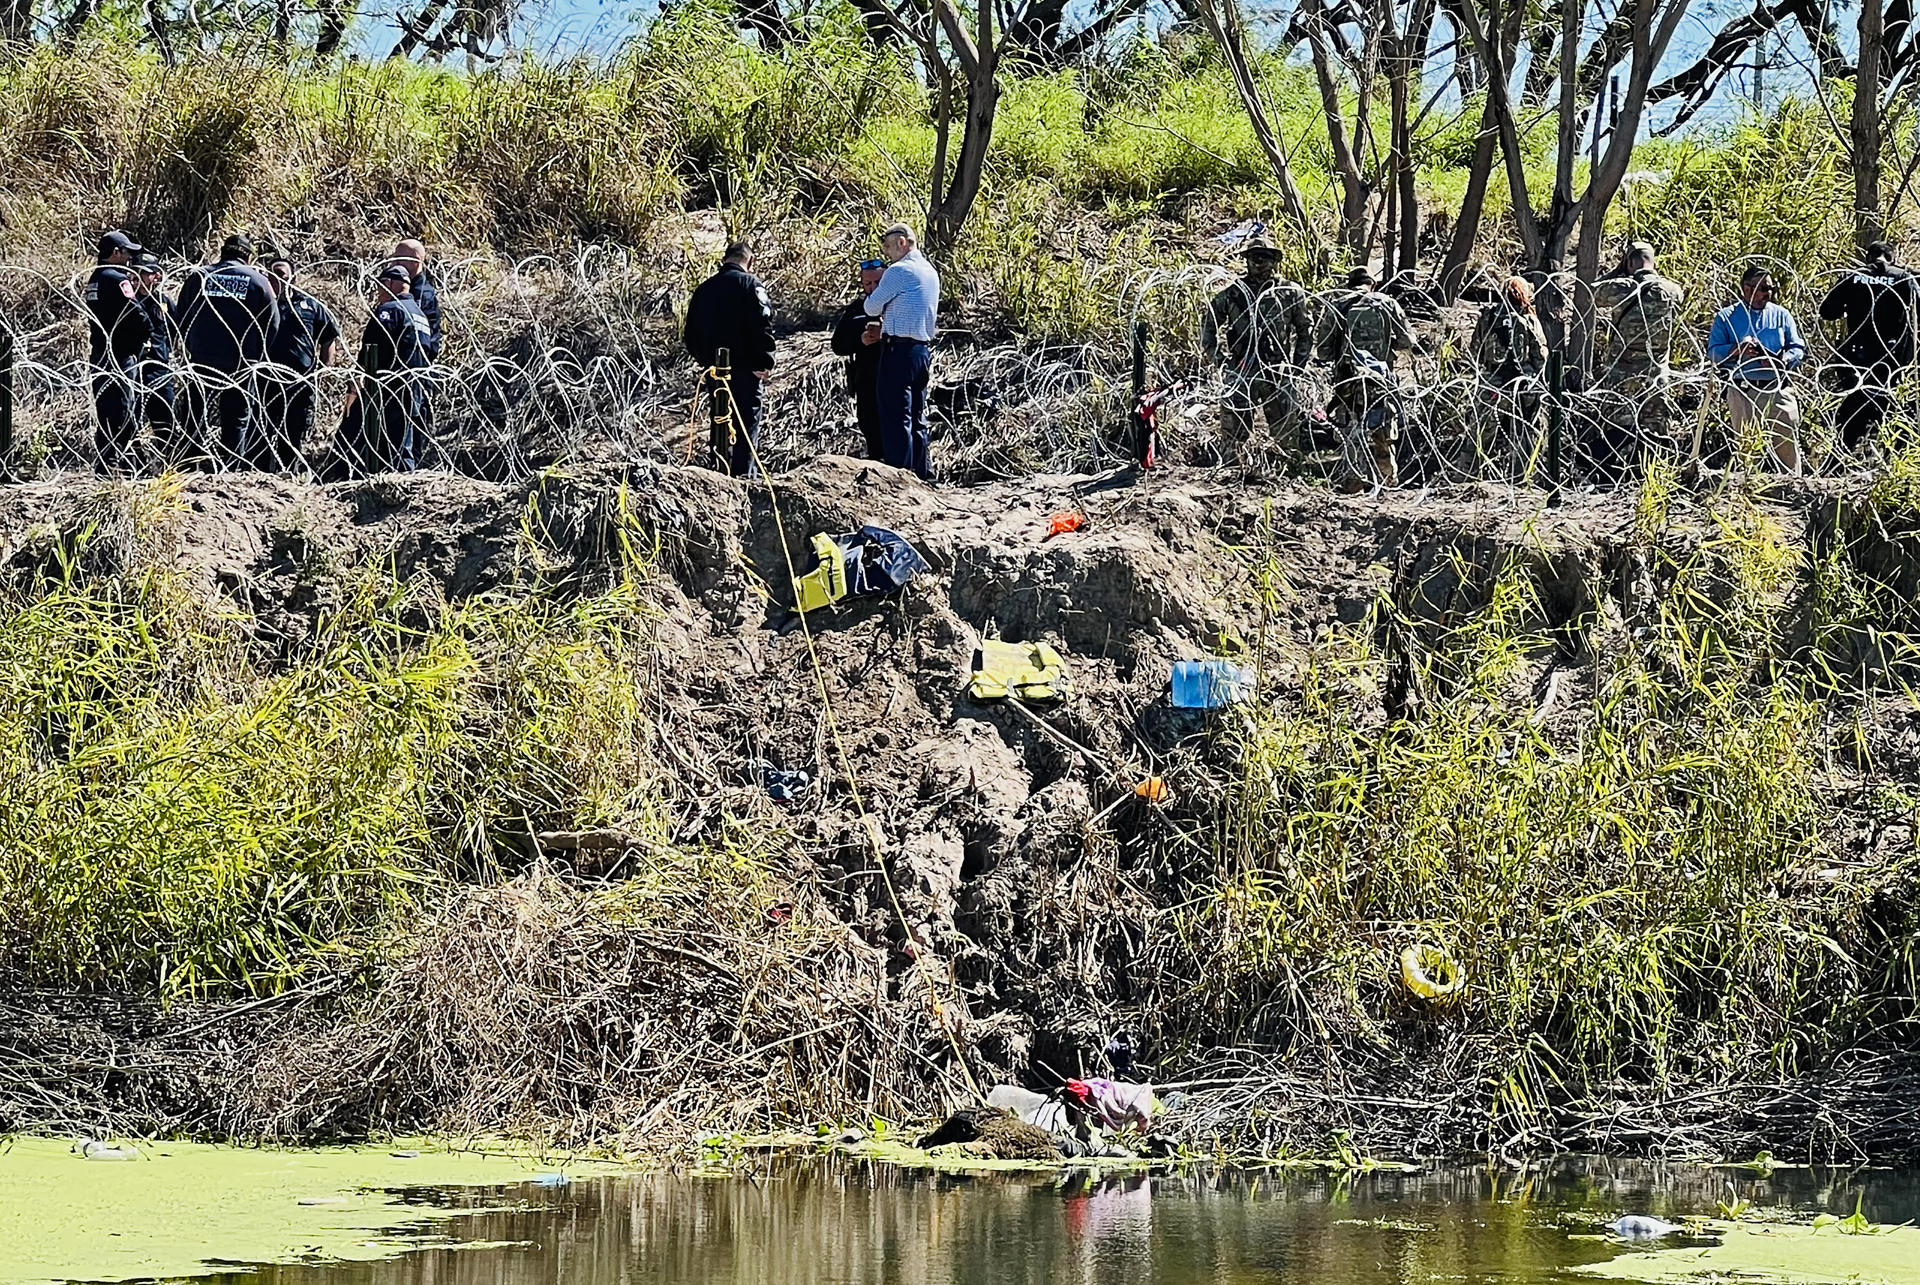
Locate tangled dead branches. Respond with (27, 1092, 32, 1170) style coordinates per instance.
(228, 867, 968, 1146)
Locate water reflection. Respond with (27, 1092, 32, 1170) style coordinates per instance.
(207, 1157, 1920, 1285)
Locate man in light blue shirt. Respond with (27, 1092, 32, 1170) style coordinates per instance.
(863, 221, 940, 480)
(1708, 265, 1806, 473)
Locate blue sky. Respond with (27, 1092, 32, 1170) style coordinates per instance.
(356, 0, 1837, 137)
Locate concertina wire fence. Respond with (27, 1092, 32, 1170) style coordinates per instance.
(0, 248, 1910, 492)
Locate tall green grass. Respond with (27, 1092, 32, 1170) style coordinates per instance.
(0, 483, 682, 998)
(1174, 487, 1920, 1099)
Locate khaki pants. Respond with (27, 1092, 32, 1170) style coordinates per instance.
(1725, 382, 1800, 472)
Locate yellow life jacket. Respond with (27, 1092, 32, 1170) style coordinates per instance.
(969, 640, 1072, 703)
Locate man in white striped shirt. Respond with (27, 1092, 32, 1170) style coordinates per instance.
(863, 221, 940, 480)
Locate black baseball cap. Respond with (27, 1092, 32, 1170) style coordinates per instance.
(131, 250, 162, 272)
(97, 229, 142, 259)
(1346, 265, 1374, 287)
(377, 264, 411, 283)
(220, 233, 254, 261)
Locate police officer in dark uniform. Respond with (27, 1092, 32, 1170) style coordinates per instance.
(130, 250, 178, 457)
(391, 239, 441, 359)
(683, 240, 775, 478)
(333, 265, 432, 476)
(84, 229, 152, 470)
(829, 257, 886, 458)
(260, 252, 341, 472)
(173, 233, 280, 468)
(1819, 241, 1920, 450)
(392, 239, 441, 440)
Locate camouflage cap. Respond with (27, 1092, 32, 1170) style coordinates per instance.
(1624, 240, 1655, 261)
(1242, 233, 1281, 258)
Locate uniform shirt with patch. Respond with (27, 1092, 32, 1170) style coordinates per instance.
(683, 262, 776, 372)
(137, 293, 177, 364)
(1820, 267, 1920, 368)
(411, 273, 442, 360)
(176, 259, 281, 372)
(270, 288, 343, 373)
(84, 265, 151, 368)
(362, 297, 434, 373)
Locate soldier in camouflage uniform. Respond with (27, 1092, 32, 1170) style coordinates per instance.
(1313, 265, 1419, 488)
(1200, 234, 1316, 455)
(1470, 275, 1549, 477)
(1589, 241, 1685, 482)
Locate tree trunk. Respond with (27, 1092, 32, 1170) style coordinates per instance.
(737, 0, 793, 49)
(1393, 0, 1434, 272)
(1540, 0, 1583, 269)
(1439, 0, 1521, 298)
(390, 0, 450, 58)
(925, 0, 1000, 253)
(1855, 0, 1887, 248)
(1194, 0, 1317, 247)
(1307, 21, 1372, 255)
(57, 0, 96, 44)
(1572, 0, 1692, 276)
(316, 0, 352, 56)
(1439, 99, 1497, 298)
(1455, 0, 1542, 264)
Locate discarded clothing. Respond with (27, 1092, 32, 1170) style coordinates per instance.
(747, 758, 811, 802)
(1212, 218, 1267, 249)
(969, 640, 1072, 703)
(1171, 660, 1251, 709)
(986, 1084, 1071, 1134)
(1064, 1077, 1160, 1131)
(791, 525, 930, 614)
(1044, 511, 1085, 539)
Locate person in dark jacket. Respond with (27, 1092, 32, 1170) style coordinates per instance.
(683, 240, 775, 478)
(332, 266, 433, 476)
(84, 229, 151, 470)
(174, 233, 280, 468)
(260, 252, 341, 472)
(829, 257, 886, 459)
(130, 250, 177, 457)
(390, 239, 441, 359)
(1819, 241, 1920, 450)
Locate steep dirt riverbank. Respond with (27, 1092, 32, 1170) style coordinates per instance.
(3, 460, 1919, 1163)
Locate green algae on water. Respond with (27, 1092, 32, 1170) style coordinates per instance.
(0, 1137, 626, 1285)
(1579, 1222, 1920, 1285)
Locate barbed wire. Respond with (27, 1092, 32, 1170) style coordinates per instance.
(3, 249, 1915, 495)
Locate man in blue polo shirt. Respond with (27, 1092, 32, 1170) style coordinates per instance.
(1708, 264, 1806, 474)
(863, 222, 940, 481)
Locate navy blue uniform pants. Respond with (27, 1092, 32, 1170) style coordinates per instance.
(707, 371, 762, 478)
(258, 376, 316, 471)
(91, 363, 138, 467)
(877, 339, 931, 479)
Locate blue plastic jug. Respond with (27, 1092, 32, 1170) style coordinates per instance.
(1171, 660, 1250, 709)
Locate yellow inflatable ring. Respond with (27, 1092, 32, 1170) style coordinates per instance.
(1400, 944, 1465, 1003)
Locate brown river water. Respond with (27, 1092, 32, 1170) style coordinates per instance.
(177, 1156, 1920, 1285)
